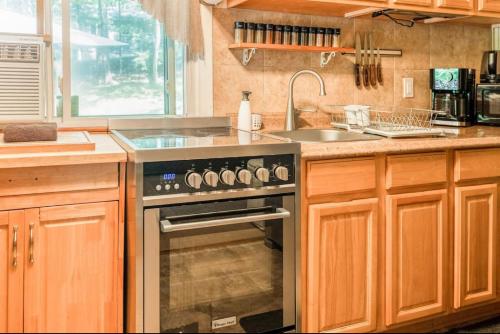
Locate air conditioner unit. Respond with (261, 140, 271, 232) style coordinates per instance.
(0, 34, 47, 121)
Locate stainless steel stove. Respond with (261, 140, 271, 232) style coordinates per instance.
(110, 118, 301, 334)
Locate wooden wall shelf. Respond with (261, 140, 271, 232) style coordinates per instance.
(228, 43, 402, 67)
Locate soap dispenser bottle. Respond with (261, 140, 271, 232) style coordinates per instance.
(237, 91, 252, 131)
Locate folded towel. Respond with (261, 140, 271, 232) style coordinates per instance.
(3, 123, 58, 143)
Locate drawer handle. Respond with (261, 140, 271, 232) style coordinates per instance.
(29, 223, 35, 264)
(12, 225, 18, 268)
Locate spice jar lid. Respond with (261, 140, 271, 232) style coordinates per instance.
(275, 25, 283, 31)
(301, 27, 309, 33)
(309, 27, 317, 33)
(292, 26, 301, 32)
(265, 23, 275, 31)
(317, 27, 326, 33)
(246, 22, 256, 29)
(284, 25, 293, 32)
(335, 28, 341, 34)
(234, 21, 245, 29)
(256, 23, 266, 30)
(325, 28, 335, 35)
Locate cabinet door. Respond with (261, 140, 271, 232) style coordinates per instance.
(392, 0, 433, 7)
(386, 190, 447, 326)
(24, 202, 119, 333)
(478, 0, 500, 11)
(0, 211, 25, 333)
(436, 0, 473, 10)
(307, 199, 378, 333)
(454, 184, 498, 309)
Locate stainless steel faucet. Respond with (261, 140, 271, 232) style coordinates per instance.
(285, 69, 327, 131)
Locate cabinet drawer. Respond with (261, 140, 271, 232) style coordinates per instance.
(0, 163, 119, 197)
(386, 153, 447, 189)
(306, 158, 376, 198)
(455, 148, 500, 182)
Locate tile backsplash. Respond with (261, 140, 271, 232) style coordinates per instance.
(212, 8, 491, 127)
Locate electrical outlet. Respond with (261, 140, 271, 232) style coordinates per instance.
(403, 77, 414, 98)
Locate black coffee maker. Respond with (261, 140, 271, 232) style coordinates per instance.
(430, 68, 476, 127)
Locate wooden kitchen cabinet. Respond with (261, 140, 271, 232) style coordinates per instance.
(0, 211, 25, 333)
(392, 0, 433, 7)
(23, 202, 120, 333)
(454, 184, 498, 309)
(306, 198, 378, 333)
(478, 0, 500, 11)
(386, 190, 447, 326)
(437, 0, 474, 10)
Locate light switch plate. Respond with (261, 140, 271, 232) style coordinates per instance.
(403, 77, 414, 98)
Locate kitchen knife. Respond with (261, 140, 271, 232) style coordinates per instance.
(354, 33, 361, 88)
(377, 47, 383, 84)
(362, 33, 369, 88)
(369, 33, 377, 87)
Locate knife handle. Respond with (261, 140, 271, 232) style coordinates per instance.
(355, 64, 361, 87)
(369, 64, 377, 87)
(362, 65, 369, 87)
(377, 63, 383, 84)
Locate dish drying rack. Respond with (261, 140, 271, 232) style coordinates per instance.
(327, 105, 446, 138)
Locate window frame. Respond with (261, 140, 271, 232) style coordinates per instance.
(39, 0, 212, 126)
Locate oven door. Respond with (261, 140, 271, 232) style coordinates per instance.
(144, 195, 296, 333)
(477, 85, 500, 124)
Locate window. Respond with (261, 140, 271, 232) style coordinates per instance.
(53, 0, 185, 118)
(0, 0, 38, 35)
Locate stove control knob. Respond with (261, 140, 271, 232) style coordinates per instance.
(237, 168, 252, 185)
(203, 170, 219, 188)
(155, 184, 162, 192)
(220, 169, 236, 186)
(274, 166, 289, 182)
(255, 167, 270, 183)
(186, 172, 202, 189)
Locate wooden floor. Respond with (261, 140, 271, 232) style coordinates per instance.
(451, 317, 500, 333)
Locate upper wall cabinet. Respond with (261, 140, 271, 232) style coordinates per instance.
(226, 0, 495, 22)
(437, 0, 474, 10)
(393, 0, 433, 8)
(478, 0, 500, 12)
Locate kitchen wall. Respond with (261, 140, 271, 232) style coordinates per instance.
(212, 8, 491, 129)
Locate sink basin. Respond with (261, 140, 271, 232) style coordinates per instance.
(269, 129, 381, 143)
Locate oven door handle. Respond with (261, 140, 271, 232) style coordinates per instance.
(160, 208, 290, 233)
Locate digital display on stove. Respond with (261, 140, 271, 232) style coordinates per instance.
(163, 173, 176, 181)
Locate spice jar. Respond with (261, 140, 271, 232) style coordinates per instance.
(234, 21, 245, 44)
(245, 22, 256, 43)
(283, 25, 292, 45)
(265, 24, 274, 44)
(274, 25, 283, 44)
(308, 27, 317, 47)
(300, 27, 309, 46)
(333, 28, 341, 47)
(324, 28, 334, 47)
(255, 23, 265, 44)
(316, 27, 325, 47)
(291, 26, 300, 46)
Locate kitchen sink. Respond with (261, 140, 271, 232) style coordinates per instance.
(269, 129, 382, 143)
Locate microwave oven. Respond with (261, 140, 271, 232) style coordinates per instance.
(476, 84, 500, 126)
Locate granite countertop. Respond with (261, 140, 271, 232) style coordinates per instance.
(0, 134, 127, 168)
(299, 126, 500, 160)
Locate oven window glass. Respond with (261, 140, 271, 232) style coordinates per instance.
(158, 197, 292, 333)
(482, 89, 500, 116)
